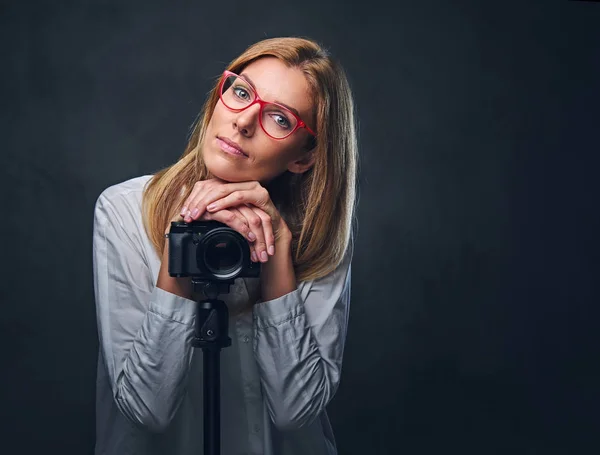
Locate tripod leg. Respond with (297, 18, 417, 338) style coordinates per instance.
(193, 297, 231, 455)
(204, 346, 220, 455)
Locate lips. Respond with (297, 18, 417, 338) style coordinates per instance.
(217, 136, 247, 157)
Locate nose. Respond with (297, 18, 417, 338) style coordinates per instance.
(233, 103, 261, 137)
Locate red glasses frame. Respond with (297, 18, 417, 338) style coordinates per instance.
(219, 70, 317, 140)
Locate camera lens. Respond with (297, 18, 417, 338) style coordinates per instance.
(201, 229, 244, 279)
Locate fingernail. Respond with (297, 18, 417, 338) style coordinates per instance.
(191, 208, 199, 218)
(251, 251, 258, 262)
(268, 245, 275, 255)
(207, 203, 216, 211)
(260, 251, 268, 262)
(248, 232, 256, 241)
(180, 206, 188, 216)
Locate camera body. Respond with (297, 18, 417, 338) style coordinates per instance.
(167, 220, 260, 281)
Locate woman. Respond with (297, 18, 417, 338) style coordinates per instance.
(92, 36, 358, 455)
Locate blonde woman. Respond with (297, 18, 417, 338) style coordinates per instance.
(92, 36, 358, 455)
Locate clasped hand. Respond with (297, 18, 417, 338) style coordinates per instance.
(176, 179, 290, 263)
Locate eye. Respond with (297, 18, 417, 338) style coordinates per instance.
(270, 113, 291, 129)
(233, 86, 251, 100)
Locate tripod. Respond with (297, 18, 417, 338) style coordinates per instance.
(191, 279, 234, 455)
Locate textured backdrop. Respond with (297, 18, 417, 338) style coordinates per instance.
(1, 1, 599, 454)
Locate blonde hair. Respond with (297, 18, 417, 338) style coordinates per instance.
(142, 37, 358, 283)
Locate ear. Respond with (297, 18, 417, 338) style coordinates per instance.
(287, 149, 316, 174)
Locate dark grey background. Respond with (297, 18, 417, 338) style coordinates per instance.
(1, 1, 599, 454)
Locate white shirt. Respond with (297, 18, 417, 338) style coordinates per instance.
(92, 175, 352, 455)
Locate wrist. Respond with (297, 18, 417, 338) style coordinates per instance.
(274, 233, 292, 252)
(274, 222, 293, 246)
(259, 234, 296, 302)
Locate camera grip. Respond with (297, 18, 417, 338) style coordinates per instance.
(168, 231, 189, 277)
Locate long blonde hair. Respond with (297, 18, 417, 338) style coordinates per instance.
(142, 37, 358, 282)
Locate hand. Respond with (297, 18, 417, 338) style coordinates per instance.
(164, 200, 253, 247)
(217, 205, 275, 263)
(167, 202, 264, 264)
(179, 179, 291, 262)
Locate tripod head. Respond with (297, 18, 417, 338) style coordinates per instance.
(191, 279, 233, 350)
(192, 278, 234, 300)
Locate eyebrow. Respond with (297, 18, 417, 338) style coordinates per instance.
(240, 73, 302, 118)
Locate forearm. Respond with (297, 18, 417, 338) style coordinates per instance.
(252, 251, 352, 430)
(114, 297, 195, 432)
(110, 243, 197, 432)
(253, 299, 337, 430)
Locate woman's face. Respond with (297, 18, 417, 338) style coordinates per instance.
(201, 57, 316, 184)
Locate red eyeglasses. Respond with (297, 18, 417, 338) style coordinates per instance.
(218, 70, 317, 140)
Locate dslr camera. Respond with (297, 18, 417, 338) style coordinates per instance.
(167, 220, 260, 281)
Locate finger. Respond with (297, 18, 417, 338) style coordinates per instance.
(202, 181, 259, 206)
(237, 205, 268, 262)
(206, 188, 272, 216)
(201, 209, 254, 242)
(249, 243, 258, 263)
(251, 206, 275, 256)
(188, 181, 258, 219)
(228, 207, 257, 243)
(233, 206, 259, 263)
(186, 184, 229, 221)
(186, 181, 259, 222)
(206, 208, 258, 262)
(181, 181, 203, 215)
(181, 181, 212, 220)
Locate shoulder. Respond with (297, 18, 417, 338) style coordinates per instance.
(93, 175, 157, 265)
(95, 175, 154, 214)
(93, 174, 155, 231)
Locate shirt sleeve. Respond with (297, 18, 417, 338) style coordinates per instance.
(251, 247, 353, 431)
(92, 191, 197, 432)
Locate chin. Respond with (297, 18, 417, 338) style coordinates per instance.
(209, 169, 247, 183)
(202, 143, 274, 184)
(204, 155, 247, 183)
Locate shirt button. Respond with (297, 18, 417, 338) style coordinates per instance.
(243, 335, 250, 343)
(253, 423, 260, 433)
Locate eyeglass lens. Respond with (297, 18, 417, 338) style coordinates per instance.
(221, 75, 298, 138)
